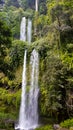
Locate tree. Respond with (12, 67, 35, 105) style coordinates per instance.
(5, 0, 20, 8)
(39, 0, 47, 14)
(0, 20, 12, 75)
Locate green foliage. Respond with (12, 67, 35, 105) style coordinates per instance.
(0, 19, 12, 75)
(0, 7, 31, 38)
(34, 14, 49, 37)
(4, 0, 35, 11)
(5, 0, 20, 8)
(0, 11, 9, 24)
(60, 118, 73, 129)
(39, 0, 47, 15)
(61, 52, 73, 69)
(6, 7, 25, 38)
(70, 127, 73, 130)
(35, 125, 53, 130)
(0, 88, 21, 116)
(17, 0, 28, 10)
(39, 56, 68, 120)
(0, 112, 15, 120)
(10, 40, 27, 69)
(32, 38, 50, 55)
(39, 87, 48, 115)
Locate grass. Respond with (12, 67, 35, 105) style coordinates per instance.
(35, 125, 53, 130)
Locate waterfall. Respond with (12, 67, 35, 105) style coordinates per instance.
(15, 49, 39, 130)
(28, 49, 39, 127)
(20, 17, 26, 41)
(15, 16, 27, 129)
(17, 49, 39, 130)
(20, 17, 32, 43)
(35, 0, 38, 12)
(15, 16, 39, 130)
(19, 50, 27, 129)
(27, 19, 32, 43)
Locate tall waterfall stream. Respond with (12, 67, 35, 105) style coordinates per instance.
(15, 16, 39, 130)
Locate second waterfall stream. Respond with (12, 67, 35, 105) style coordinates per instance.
(15, 17, 39, 130)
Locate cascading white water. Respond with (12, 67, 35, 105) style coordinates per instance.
(18, 50, 27, 129)
(27, 19, 32, 43)
(15, 16, 27, 130)
(35, 0, 38, 12)
(15, 16, 39, 130)
(19, 17, 27, 129)
(20, 17, 26, 41)
(16, 49, 39, 130)
(28, 49, 39, 127)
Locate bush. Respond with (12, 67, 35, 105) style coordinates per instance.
(35, 125, 53, 130)
(60, 119, 73, 129)
(70, 127, 73, 130)
(0, 88, 21, 116)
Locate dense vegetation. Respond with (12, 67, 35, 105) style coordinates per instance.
(0, 0, 73, 129)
